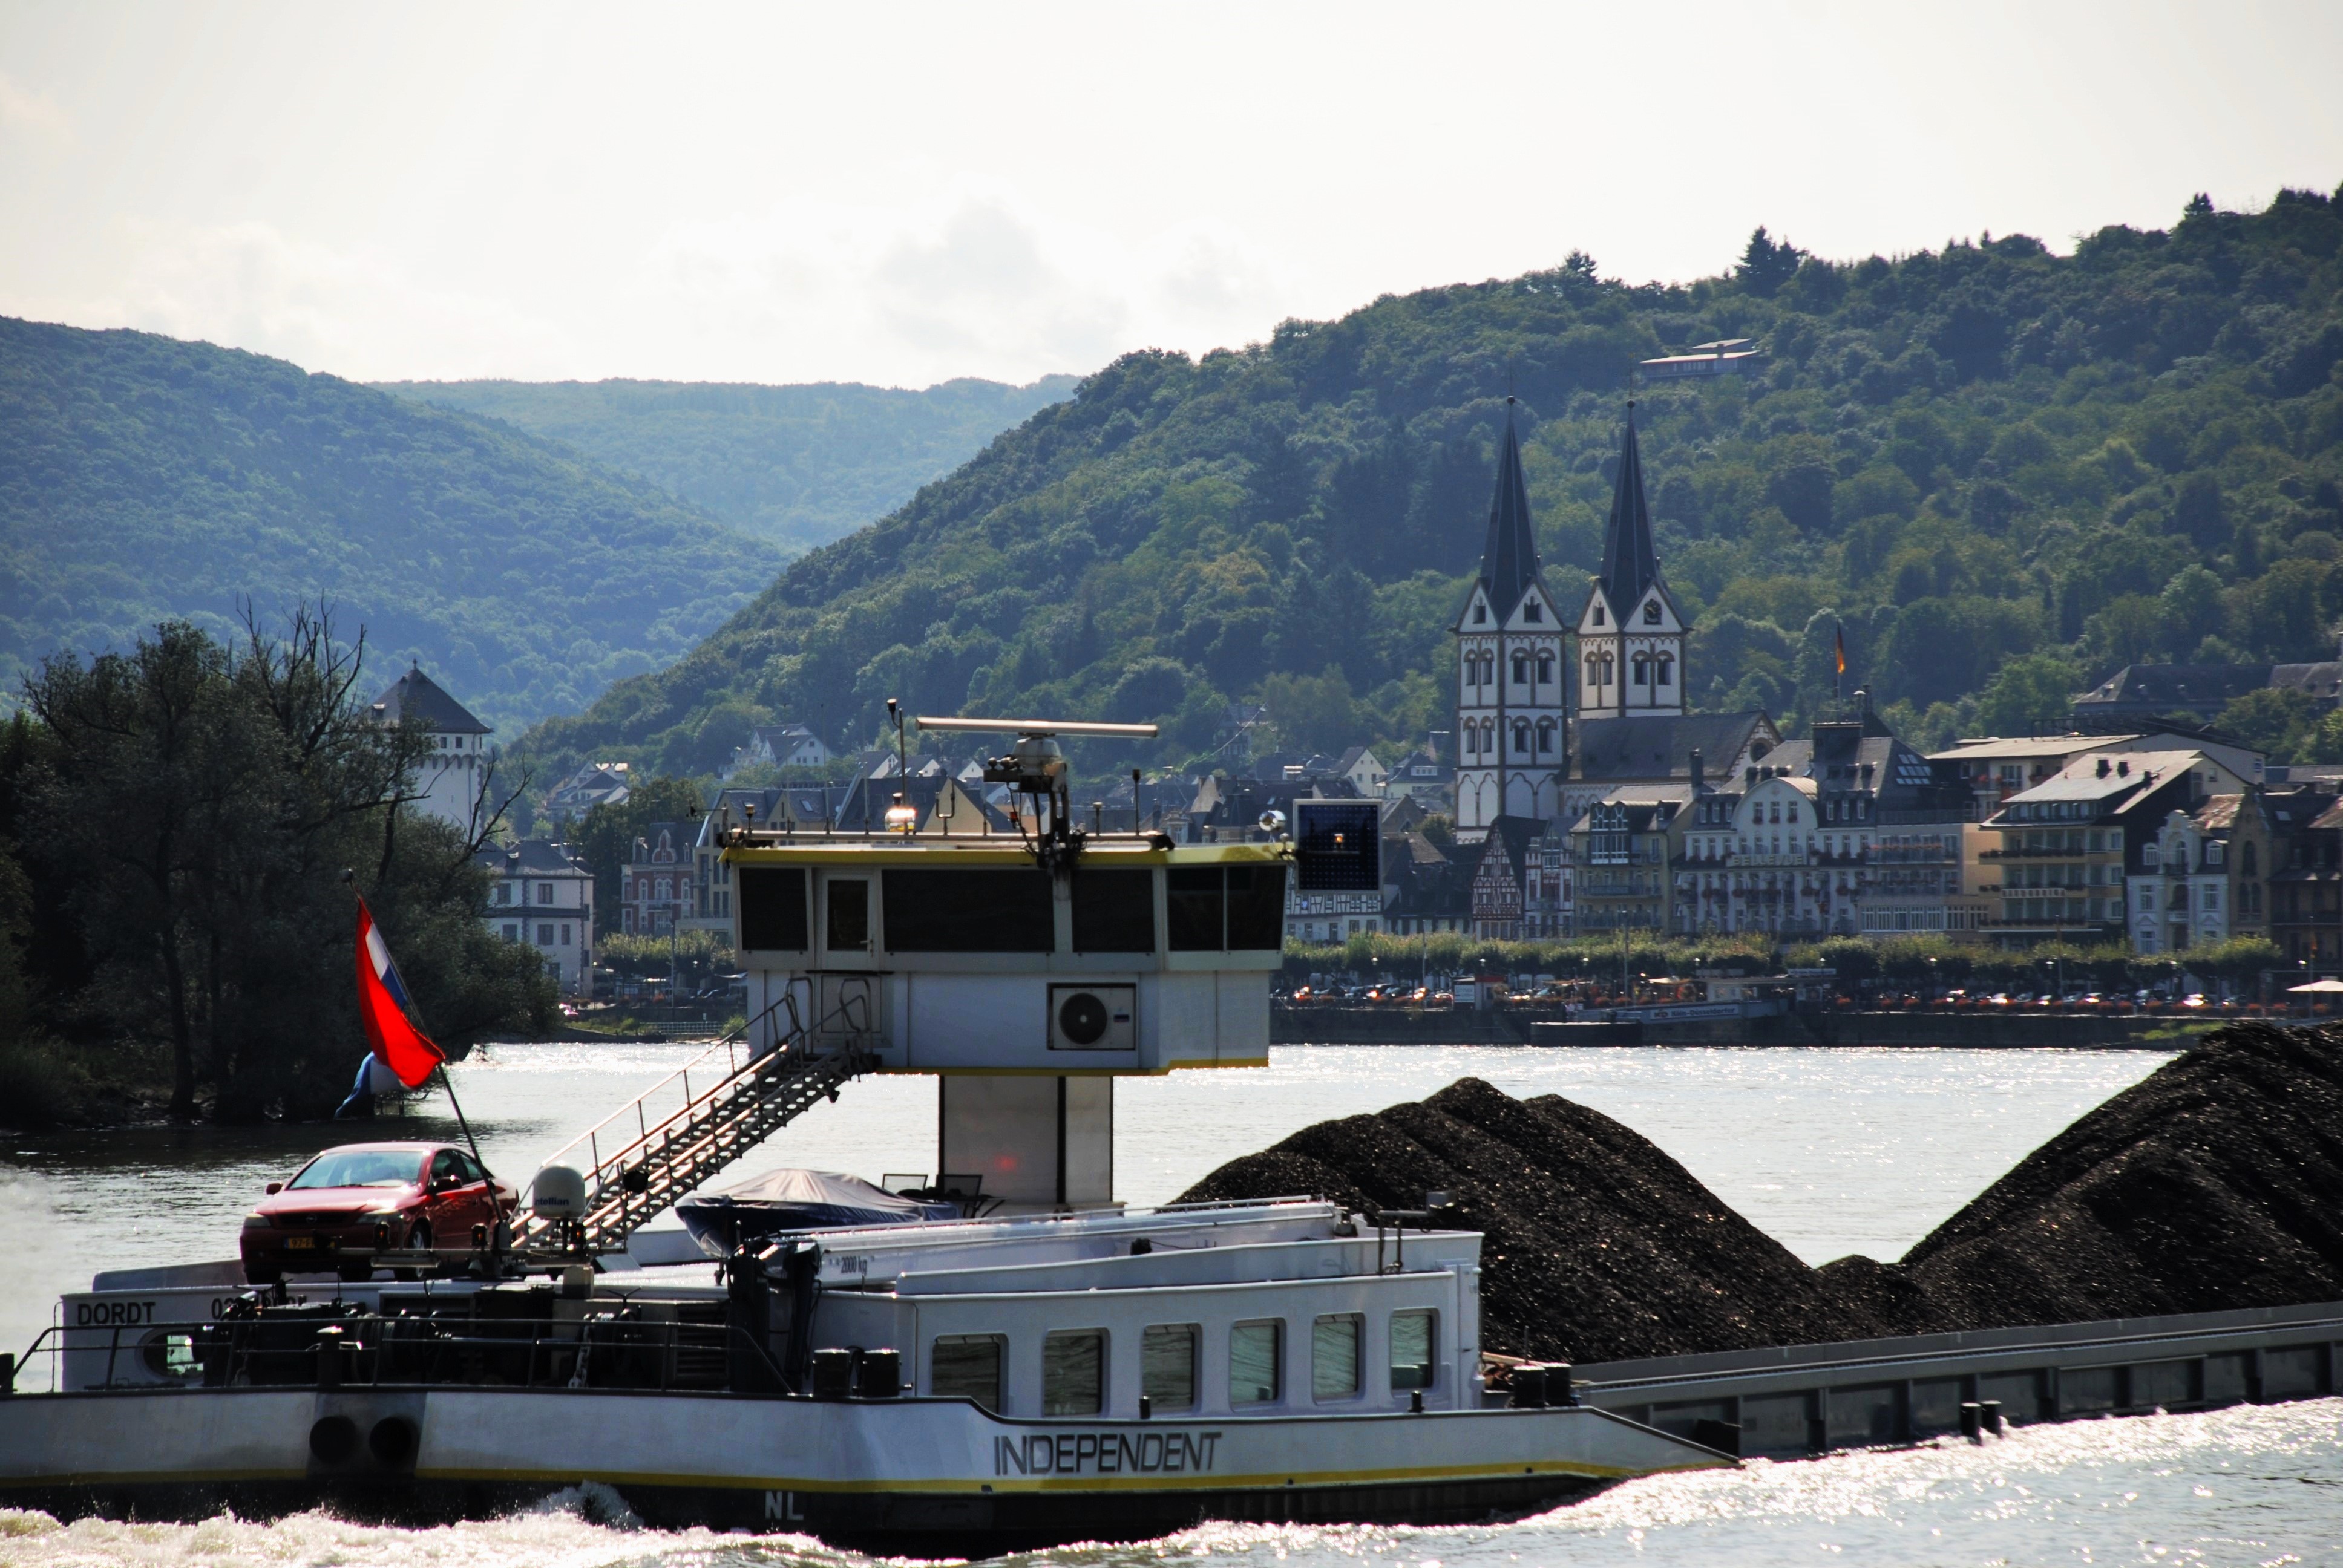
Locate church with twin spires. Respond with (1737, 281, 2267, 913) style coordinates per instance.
(1451, 403, 1776, 844)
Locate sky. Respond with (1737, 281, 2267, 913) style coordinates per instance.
(2, 2, 2339, 391)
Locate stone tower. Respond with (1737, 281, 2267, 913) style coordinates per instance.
(1452, 405, 1565, 841)
(1576, 408, 1686, 719)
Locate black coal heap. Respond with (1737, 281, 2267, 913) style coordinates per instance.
(1176, 1024, 2343, 1362)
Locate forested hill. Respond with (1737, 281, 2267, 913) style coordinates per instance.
(377, 376, 1077, 555)
(0, 318, 787, 733)
(520, 185, 2343, 782)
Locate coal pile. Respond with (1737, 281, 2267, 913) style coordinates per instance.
(1178, 1025, 2343, 1361)
(1176, 1076, 1882, 1362)
(1886, 1021, 2343, 1330)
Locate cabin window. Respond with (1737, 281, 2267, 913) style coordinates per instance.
(736, 867, 808, 951)
(882, 869, 1053, 952)
(930, 1334, 1003, 1411)
(1042, 1329, 1105, 1416)
(1142, 1324, 1198, 1410)
(1389, 1310, 1435, 1390)
(1167, 867, 1223, 950)
(1168, 865, 1287, 952)
(825, 877, 870, 952)
(1230, 1321, 1281, 1405)
(1312, 1315, 1361, 1400)
(1073, 869, 1156, 952)
(1226, 865, 1286, 950)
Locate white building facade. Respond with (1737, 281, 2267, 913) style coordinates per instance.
(1453, 409, 1565, 840)
(373, 667, 492, 832)
(479, 840, 594, 996)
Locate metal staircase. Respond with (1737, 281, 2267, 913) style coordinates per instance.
(516, 990, 878, 1255)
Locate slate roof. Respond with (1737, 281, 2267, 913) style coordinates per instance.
(474, 840, 590, 877)
(1475, 408, 1542, 618)
(1598, 408, 1665, 617)
(2073, 664, 2281, 716)
(373, 666, 490, 734)
(1571, 711, 1778, 783)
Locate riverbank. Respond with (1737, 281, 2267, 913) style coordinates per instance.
(1273, 1004, 2204, 1049)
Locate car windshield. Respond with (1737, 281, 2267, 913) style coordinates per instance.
(288, 1149, 426, 1190)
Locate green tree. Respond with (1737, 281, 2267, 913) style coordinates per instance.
(10, 613, 548, 1122)
(1972, 652, 2082, 736)
(2214, 687, 2322, 761)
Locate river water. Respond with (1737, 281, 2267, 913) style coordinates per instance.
(7, 1043, 2341, 1564)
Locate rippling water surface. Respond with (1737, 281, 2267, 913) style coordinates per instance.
(11, 1040, 2304, 1566)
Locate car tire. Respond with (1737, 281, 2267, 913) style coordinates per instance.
(393, 1222, 431, 1281)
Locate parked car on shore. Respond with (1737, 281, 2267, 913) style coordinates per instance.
(240, 1141, 516, 1284)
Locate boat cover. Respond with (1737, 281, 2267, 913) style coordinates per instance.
(677, 1169, 959, 1256)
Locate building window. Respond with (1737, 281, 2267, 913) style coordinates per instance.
(1230, 1321, 1280, 1405)
(494, 884, 511, 906)
(2244, 842, 2258, 875)
(537, 883, 553, 905)
(1142, 1324, 1198, 1411)
(1473, 603, 1487, 624)
(1537, 720, 1556, 754)
(1591, 604, 1605, 626)
(1042, 1329, 1104, 1416)
(502, 923, 518, 942)
(1536, 652, 1554, 684)
(1524, 599, 1542, 622)
(1513, 720, 1530, 754)
(930, 1335, 1004, 1411)
(536, 923, 553, 945)
(1631, 653, 1649, 686)
(560, 923, 571, 945)
(1311, 1315, 1361, 1401)
(1512, 653, 1529, 684)
(1654, 654, 1673, 687)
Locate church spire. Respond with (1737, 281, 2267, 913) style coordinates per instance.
(1598, 406, 1663, 616)
(1477, 401, 1539, 616)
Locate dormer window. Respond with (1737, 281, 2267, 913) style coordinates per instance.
(1643, 599, 1661, 625)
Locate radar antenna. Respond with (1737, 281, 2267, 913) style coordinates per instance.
(915, 716, 1158, 875)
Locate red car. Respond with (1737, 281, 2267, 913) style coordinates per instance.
(241, 1141, 517, 1284)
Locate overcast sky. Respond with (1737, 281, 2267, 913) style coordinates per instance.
(2, 2, 2338, 390)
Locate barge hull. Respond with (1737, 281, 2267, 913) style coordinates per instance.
(0, 1388, 1721, 1548)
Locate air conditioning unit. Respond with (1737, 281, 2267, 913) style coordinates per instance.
(1048, 983, 1135, 1051)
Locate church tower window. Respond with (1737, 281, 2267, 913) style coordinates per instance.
(1473, 604, 1487, 624)
(1536, 652, 1553, 684)
(1632, 653, 1650, 687)
(1643, 599, 1662, 624)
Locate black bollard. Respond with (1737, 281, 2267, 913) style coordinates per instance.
(1979, 1398, 2003, 1434)
(1959, 1401, 1982, 1441)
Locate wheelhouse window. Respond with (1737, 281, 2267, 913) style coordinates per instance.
(825, 877, 870, 952)
(736, 867, 808, 952)
(1072, 869, 1156, 953)
(1311, 1314, 1360, 1400)
(1042, 1329, 1104, 1416)
(1169, 865, 1286, 952)
(882, 869, 1053, 952)
(930, 1334, 1003, 1411)
(1389, 1311, 1435, 1390)
(1142, 1324, 1198, 1410)
(1230, 1321, 1280, 1405)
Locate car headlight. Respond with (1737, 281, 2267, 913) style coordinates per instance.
(243, 1213, 272, 1231)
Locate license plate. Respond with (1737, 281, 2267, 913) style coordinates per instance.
(285, 1236, 316, 1250)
